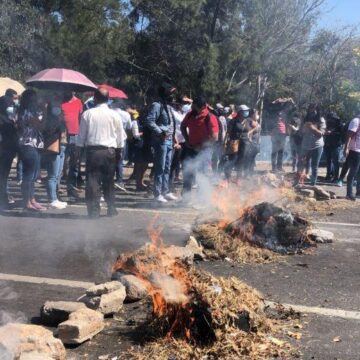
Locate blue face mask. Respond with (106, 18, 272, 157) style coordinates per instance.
(242, 111, 249, 118)
(182, 104, 192, 114)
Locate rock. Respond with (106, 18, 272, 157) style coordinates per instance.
(185, 236, 205, 260)
(307, 229, 334, 243)
(57, 308, 104, 344)
(40, 301, 87, 326)
(300, 185, 331, 200)
(82, 288, 126, 315)
(86, 281, 124, 297)
(328, 191, 337, 199)
(306, 198, 317, 203)
(0, 323, 66, 360)
(297, 189, 315, 198)
(118, 275, 148, 302)
(162, 245, 194, 265)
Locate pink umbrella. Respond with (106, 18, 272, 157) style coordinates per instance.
(26, 68, 97, 92)
(98, 84, 128, 99)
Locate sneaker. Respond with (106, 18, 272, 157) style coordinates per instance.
(49, 200, 67, 209)
(17, 180, 22, 186)
(7, 196, 15, 204)
(155, 195, 168, 203)
(336, 180, 343, 187)
(164, 193, 178, 201)
(114, 182, 127, 192)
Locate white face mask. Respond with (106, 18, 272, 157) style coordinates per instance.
(13, 99, 19, 107)
(181, 104, 192, 114)
(6, 106, 14, 116)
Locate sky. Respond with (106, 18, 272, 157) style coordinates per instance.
(319, 0, 360, 29)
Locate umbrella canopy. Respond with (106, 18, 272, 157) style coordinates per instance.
(0, 77, 25, 96)
(26, 68, 97, 92)
(98, 84, 128, 99)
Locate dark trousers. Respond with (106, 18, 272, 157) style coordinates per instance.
(0, 147, 16, 206)
(85, 147, 116, 216)
(19, 145, 41, 206)
(115, 148, 124, 183)
(170, 143, 185, 184)
(66, 136, 81, 191)
(324, 145, 340, 180)
(236, 140, 252, 177)
(339, 156, 350, 181)
(346, 151, 360, 197)
(271, 135, 286, 171)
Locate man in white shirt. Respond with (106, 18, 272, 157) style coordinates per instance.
(77, 88, 124, 217)
(344, 115, 360, 200)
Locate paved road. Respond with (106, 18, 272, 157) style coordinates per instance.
(1, 174, 360, 359)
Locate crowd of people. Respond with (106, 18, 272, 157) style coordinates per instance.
(0, 82, 359, 218)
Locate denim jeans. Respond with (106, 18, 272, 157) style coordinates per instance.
(19, 145, 41, 205)
(324, 145, 340, 180)
(346, 150, 360, 197)
(115, 148, 124, 183)
(152, 138, 173, 197)
(45, 145, 66, 202)
(271, 135, 286, 171)
(300, 146, 323, 185)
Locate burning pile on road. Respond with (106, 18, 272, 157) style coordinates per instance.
(194, 182, 315, 262)
(113, 219, 297, 360)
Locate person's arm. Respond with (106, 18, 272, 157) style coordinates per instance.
(142, 103, 163, 136)
(131, 120, 141, 139)
(344, 119, 359, 157)
(307, 118, 326, 137)
(181, 115, 190, 144)
(76, 113, 88, 147)
(209, 115, 219, 142)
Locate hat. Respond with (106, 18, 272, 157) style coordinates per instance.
(237, 104, 250, 111)
(216, 103, 224, 110)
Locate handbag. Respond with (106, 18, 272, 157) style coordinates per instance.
(225, 139, 239, 155)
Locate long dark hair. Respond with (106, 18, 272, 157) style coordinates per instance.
(18, 89, 38, 117)
(304, 103, 321, 123)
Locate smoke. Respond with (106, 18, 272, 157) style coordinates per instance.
(0, 282, 26, 327)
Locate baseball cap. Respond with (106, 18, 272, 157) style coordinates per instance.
(238, 104, 250, 111)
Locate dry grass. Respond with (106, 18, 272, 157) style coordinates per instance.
(193, 223, 280, 264)
(123, 269, 299, 360)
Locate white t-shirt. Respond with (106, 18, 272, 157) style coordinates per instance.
(348, 117, 360, 152)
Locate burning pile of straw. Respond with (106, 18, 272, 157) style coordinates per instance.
(194, 201, 314, 263)
(124, 269, 298, 360)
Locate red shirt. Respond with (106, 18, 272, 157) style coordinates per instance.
(182, 108, 219, 147)
(61, 97, 83, 135)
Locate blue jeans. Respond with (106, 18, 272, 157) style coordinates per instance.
(301, 147, 323, 185)
(115, 148, 124, 183)
(45, 145, 66, 202)
(346, 151, 360, 197)
(19, 145, 41, 205)
(152, 138, 173, 197)
(325, 145, 340, 180)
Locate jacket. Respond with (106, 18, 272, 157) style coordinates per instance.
(143, 101, 174, 138)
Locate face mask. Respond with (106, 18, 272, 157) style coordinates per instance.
(242, 111, 249, 118)
(51, 107, 62, 116)
(13, 99, 19, 107)
(182, 104, 191, 114)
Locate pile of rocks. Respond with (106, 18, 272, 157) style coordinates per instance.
(0, 236, 205, 359)
(295, 184, 336, 201)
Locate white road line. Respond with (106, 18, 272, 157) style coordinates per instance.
(2, 272, 360, 321)
(314, 221, 360, 227)
(68, 204, 197, 216)
(266, 301, 360, 321)
(0, 273, 93, 289)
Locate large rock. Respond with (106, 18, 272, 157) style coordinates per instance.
(185, 236, 205, 260)
(40, 301, 87, 326)
(296, 185, 331, 200)
(0, 323, 66, 360)
(86, 281, 124, 297)
(57, 308, 104, 344)
(307, 229, 334, 243)
(118, 275, 148, 302)
(162, 245, 194, 265)
(82, 288, 126, 315)
(297, 189, 315, 198)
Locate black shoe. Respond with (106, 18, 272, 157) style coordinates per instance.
(68, 189, 81, 200)
(346, 195, 356, 201)
(107, 207, 118, 217)
(88, 212, 100, 219)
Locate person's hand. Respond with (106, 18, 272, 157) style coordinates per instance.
(174, 143, 181, 150)
(344, 147, 349, 158)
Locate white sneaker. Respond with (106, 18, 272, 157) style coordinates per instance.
(155, 195, 168, 203)
(164, 193, 178, 201)
(49, 200, 67, 209)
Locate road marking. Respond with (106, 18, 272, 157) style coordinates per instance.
(2, 272, 360, 321)
(0, 273, 93, 289)
(266, 301, 360, 321)
(68, 204, 197, 216)
(314, 221, 360, 227)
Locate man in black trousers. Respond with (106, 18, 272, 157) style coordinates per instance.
(77, 88, 124, 218)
